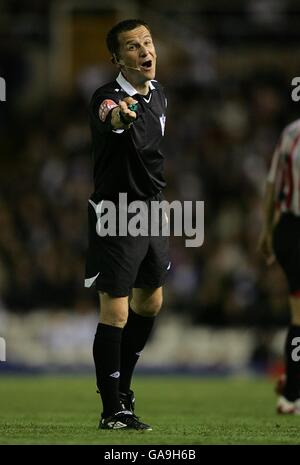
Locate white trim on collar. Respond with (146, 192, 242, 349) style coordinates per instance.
(116, 73, 155, 96)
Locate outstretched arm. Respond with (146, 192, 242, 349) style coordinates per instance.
(110, 97, 138, 130)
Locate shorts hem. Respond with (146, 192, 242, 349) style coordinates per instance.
(95, 283, 131, 297)
(134, 277, 168, 289)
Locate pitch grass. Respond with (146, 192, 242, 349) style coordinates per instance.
(0, 375, 299, 445)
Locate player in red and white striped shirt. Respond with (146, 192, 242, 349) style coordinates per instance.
(259, 119, 300, 414)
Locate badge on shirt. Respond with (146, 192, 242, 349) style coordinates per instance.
(99, 99, 118, 122)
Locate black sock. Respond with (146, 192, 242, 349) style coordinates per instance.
(284, 324, 300, 401)
(93, 323, 123, 418)
(119, 307, 155, 394)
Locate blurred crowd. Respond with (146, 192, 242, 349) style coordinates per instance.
(0, 0, 299, 327)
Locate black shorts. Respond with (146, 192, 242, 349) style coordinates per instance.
(273, 213, 300, 295)
(84, 192, 170, 297)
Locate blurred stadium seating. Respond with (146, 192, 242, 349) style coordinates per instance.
(1, 0, 300, 373)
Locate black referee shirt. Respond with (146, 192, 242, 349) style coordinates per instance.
(89, 72, 167, 202)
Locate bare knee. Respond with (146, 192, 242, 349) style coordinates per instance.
(99, 293, 128, 328)
(131, 294, 163, 317)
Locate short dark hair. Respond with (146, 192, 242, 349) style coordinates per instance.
(106, 19, 151, 58)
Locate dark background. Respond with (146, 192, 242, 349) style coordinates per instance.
(0, 0, 299, 333)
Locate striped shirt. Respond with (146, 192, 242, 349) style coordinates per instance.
(268, 119, 300, 216)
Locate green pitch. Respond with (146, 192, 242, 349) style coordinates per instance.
(0, 374, 299, 445)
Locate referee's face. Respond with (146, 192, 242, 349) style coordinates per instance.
(117, 25, 157, 84)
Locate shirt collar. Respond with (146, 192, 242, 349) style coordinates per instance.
(116, 72, 155, 96)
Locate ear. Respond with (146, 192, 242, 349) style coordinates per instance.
(112, 54, 122, 66)
(112, 54, 124, 67)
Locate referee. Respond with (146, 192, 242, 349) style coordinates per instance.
(258, 119, 300, 414)
(84, 19, 170, 430)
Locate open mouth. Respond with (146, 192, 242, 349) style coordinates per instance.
(141, 60, 152, 70)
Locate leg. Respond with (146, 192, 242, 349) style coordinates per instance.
(119, 287, 163, 396)
(93, 292, 153, 430)
(283, 295, 300, 401)
(99, 292, 128, 327)
(131, 286, 163, 317)
(93, 292, 128, 418)
(272, 215, 300, 411)
(86, 200, 153, 428)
